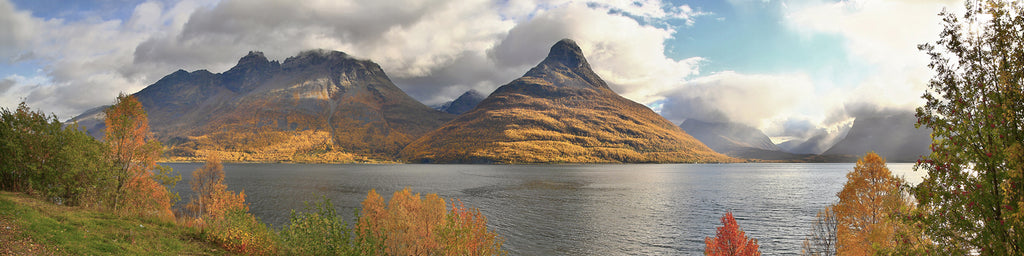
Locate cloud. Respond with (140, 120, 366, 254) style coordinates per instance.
(2, 0, 711, 118)
(491, 3, 704, 103)
(0, 0, 38, 60)
(659, 71, 817, 127)
(0, 77, 14, 93)
(0, 0, 949, 151)
(785, 0, 959, 111)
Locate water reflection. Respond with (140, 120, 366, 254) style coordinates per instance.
(162, 162, 924, 255)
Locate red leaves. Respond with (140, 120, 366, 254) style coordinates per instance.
(705, 212, 760, 256)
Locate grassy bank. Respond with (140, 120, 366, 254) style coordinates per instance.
(0, 191, 230, 255)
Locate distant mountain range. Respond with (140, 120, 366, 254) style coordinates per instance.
(679, 119, 854, 162)
(73, 50, 454, 162)
(679, 119, 781, 153)
(433, 89, 486, 115)
(822, 111, 930, 162)
(68, 39, 930, 164)
(679, 111, 930, 162)
(400, 39, 733, 163)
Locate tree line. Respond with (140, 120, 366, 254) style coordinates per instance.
(1, 94, 179, 219)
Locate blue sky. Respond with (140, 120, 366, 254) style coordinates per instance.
(0, 0, 961, 144)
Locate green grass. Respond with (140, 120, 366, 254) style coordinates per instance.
(0, 192, 232, 255)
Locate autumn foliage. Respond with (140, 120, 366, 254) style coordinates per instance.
(183, 155, 275, 255)
(705, 212, 760, 256)
(357, 188, 505, 255)
(832, 152, 908, 254)
(185, 154, 247, 220)
(104, 94, 177, 220)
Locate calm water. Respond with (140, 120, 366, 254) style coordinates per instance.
(163, 163, 923, 255)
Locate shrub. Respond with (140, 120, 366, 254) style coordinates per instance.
(705, 211, 760, 256)
(280, 196, 375, 255)
(357, 188, 505, 255)
(205, 209, 278, 255)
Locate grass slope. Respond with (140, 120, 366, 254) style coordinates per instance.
(0, 192, 230, 255)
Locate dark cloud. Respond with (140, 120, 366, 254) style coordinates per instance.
(390, 51, 519, 105)
(0, 78, 14, 93)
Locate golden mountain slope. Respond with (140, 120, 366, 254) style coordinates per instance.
(125, 50, 453, 162)
(401, 39, 734, 163)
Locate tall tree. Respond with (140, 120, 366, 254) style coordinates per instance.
(704, 211, 760, 256)
(104, 93, 173, 219)
(801, 205, 837, 256)
(833, 152, 906, 255)
(914, 0, 1024, 253)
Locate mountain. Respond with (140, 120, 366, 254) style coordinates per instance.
(400, 39, 733, 163)
(67, 105, 109, 139)
(822, 111, 931, 162)
(678, 119, 857, 162)
(435, 89, 486, 115)
(74, 50, 454, 162)
(777, 128, 849, 155)
(679, 119, 781, 153)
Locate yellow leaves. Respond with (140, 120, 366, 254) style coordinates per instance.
(358, 188, 504, 256)
(186, 155, 247, 221)
(1003, 143, 1024, 231)
(104, 93, 173, 219)
(166, 130, 358, 163)
(834, 152, 906, 255)
(185, 155, 276, 255)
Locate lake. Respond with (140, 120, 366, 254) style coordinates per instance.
(163, 162, 923, 255)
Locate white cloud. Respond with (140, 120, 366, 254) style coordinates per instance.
(659, 71, 820, 128)
(2, 0, 709, 118)
(0, 0, 37, 60)
(492, 2, 704, 104)
(785, 0, 960, 111)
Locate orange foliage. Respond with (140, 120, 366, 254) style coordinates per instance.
(834, 152, 906, 255)
(358, 188, 504, 255)
(184, 155, 276, 255)
(104, 93, 173, 220)
(705, 212, 761, 256)
(185, 154, 247, 221)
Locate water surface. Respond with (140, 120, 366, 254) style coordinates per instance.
(164, 163, 922, 255)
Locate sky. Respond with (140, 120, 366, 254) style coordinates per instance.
(0, 0, 963, 144)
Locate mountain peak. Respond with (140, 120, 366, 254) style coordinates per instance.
(295, 49, 350, 59)
(238, 51, 269, 65)
(282, 49, 365, 71)
(544, 39, 589, 69)
(520, 38, 608, 90)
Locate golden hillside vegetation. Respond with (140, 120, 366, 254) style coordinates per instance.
(401, 39, 733, 163)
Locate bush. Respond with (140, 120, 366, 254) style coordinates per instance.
(280, 196, 375, 255)
(0, 102, 116, 207)
(358, 188, 505, 256)
(205, 209, 278, 255)
(281, 189, 505, 255)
